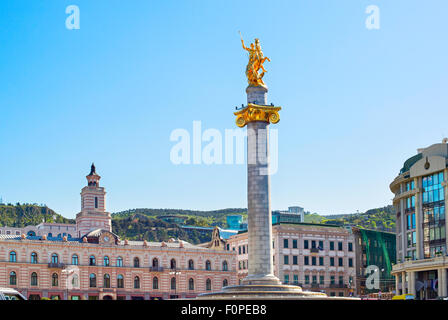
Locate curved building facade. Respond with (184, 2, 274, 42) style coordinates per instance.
(390, 141, 448, 299)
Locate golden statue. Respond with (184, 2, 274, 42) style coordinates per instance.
(240, 32, 271, 87)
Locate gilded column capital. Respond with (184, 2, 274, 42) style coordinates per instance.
(234, 103, 281, 128)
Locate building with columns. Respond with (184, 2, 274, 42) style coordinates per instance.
(391, 141, 448, 299)
(226, 222, 357, 297)
(0, 165, 237, 300)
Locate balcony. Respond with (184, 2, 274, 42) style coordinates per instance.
(149, 266, 164, 272)
(311, 283, 320, 288)
(48, 263, 65, 269)
(310, 248, 319, 253)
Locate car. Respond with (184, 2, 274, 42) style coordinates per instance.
(0, 288, 27, 300)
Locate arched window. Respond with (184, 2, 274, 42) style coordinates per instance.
(89, 255, 96, 266)
(188, 259, 194, 270)
(31, 252, 38, 264)
(134, 257, 140, 268)
(117, 274, 124, 288)
(152, 258, 159, 268)
(48, 233, 52, 238)
(134, 276, 140, 289)
(27, 231, 36, 237)
(104, 274, 111, 288)
(116, 256, 123, 267)
(153, 277, 159, 290)
(71, 254, 79, 265)
(205, 260, 211, 271)
(188, 278, 194, 290)
(51, 253, 59, 264)
(222, 260, 228, 271)
(206, 278, 212, 291)
(103, 256, 110, 267)
(170, 259, 176, 270)
(31, 272, 38, 286)
(52, 273, 58, 287)
(89, 273, 96, 288)
(9, 251, 17, 262)
(171, 277, 176, 290)
(223, 279, 228, 287)
(9, 271, 17, 286)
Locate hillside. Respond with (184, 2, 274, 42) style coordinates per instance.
(112, 208, 248, 228)
(305, 205, 396, 232)
(0, 204, 396, 245)
(112, 214, 211, 244)
(0, 203, 74, 227)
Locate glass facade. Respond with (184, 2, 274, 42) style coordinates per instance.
(422, 171, 446, 258)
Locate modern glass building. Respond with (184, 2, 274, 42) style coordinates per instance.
(390, 141, 448, 299)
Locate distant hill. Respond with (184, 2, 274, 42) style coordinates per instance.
(111, 213, 211, 244)
(0, 203, 74, 228)
(0, 203, 395, 245)
(304, 205, 396, 232)
(112, 208, 248, 228)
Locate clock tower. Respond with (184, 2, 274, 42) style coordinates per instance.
(76, 163, 112, 237)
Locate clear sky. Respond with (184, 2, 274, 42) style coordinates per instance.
(1, 0, 447, 219)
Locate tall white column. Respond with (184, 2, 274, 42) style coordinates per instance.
(242, 85, 280, 286)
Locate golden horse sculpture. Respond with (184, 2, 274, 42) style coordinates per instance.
(240, 35, 271, 87)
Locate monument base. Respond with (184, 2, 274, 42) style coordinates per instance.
(196, 284, 358, 300)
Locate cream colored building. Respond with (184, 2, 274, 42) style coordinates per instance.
(391, 141, 448, 299)
(226, 223, 357, 297)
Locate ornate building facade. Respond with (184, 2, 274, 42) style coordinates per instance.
(0, 165, 237, 300)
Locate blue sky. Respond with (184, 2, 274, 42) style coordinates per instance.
(0, 0, 447, 218)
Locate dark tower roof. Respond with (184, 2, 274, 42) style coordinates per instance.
(88, 163, 98, 176)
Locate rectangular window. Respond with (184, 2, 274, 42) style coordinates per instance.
(338, 257, 343, 267)
(330, 276, 335, 284)
(284, 275, 289, 284)
(283, 239, 289, 248)
(312, 275, 317, 284)
(330, 257, 335, 266)
(349, 258, 353, 268)
(292, 239, 298, 249)
(304, 240, 309, 249)
(305, 275, 310, 285)
(304, 256, 309, 265)
(311, 240, 316, 249)
(330, 241, 334, 250)
(348, 242, 353, 252)
(293, 274, 299, 285)
(284, 255, 289, 265)
(338, 242, 343, 251)
(293, 256, 298, 265)
(339, 276, 344, 285)
(319, 275, 324, 285)
(312, 257, 316, 266)
(318, 240, 324, 249)
(319, 257, 324, 266)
